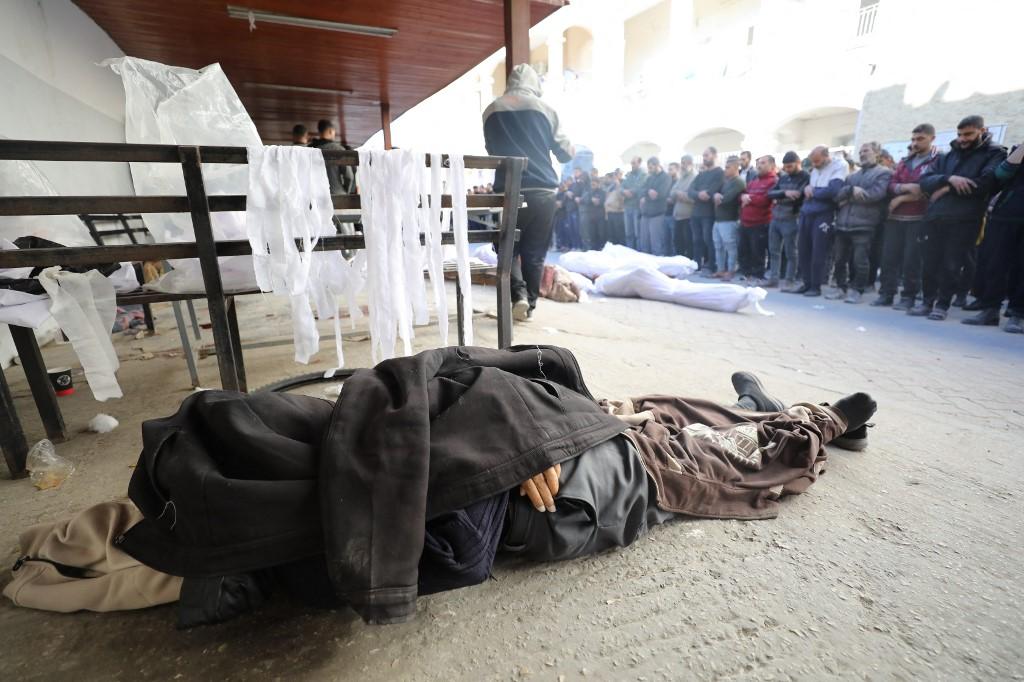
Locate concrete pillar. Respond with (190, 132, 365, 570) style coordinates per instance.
(545, 34, 564, 97)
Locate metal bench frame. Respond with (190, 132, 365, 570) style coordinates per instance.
(0, 140, 525, 476)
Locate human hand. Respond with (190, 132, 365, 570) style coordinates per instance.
(948, 175, 977, 195)
(852, 186, 866, 200)
(889, 195, 907, 212)
(698, 191, 710, 201)
(784, 190, 801, 200)
(575, 197, 582, 204)
(623, 189, 634, 198)
(713, 193, 723, 205)
(520, 464, 561, 512)
(740, 194, 751, 206)
(648, 189, 658, 199)
(902, 183, 922, 198)
(804, 185, 814, 199)
(930, 186, 950, 203)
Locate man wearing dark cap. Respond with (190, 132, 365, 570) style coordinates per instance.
(766, 151, 809, 288)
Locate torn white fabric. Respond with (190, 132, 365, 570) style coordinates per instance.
(87, 414, 120, 433)
(447, 154, 474, 345)
(425, 153, 449, 346)
(594, 266, 774, 315)
(246, 145, 337, 365)
(36, 267, 122, 401)
(560, 243, 699, 279)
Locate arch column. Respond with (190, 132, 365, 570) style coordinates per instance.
(545, 34, 565, 97)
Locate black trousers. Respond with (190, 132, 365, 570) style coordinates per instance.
(738, 224, 769, 277)
(798, 209, 835, 290)
(878, 219, 924, 299)
(833, 231, 874, 292)
(920, 218, 982, 309)
(674, 218, 692, 258)
(510, 189, 558, 309)
(606, 212, 626, 245)
(867, 221, 884, 288)
(975, 217, 1024, 313)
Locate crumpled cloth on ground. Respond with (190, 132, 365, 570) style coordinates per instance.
(539, 264, 583, 303)
(595, 266, 773, 315)
(2, 500, 182, 612)
(560, 243, 698, 279)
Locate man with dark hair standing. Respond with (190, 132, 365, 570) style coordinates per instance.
(580, 177, 607, 251)
(308, 119, 355, 195)
(688, 146, 725, 274)
(962, 141, 1024, 332)
(788, 146, 848, 296)
(828, 142, 893, 304)
(638, 157, 673, 254)
(484, 64, 575, 322)
(739, 150, 757, 184)
(711, 157, 747, 279)
(738, 155, 778, 283)
(875, 124, 939, 309)
(621, 156, 646, 250)
(766, 151, 809, 289)
(671, 155, 696, 257)
(914, 115, 1007, 320)
(292, 124, 309, 145)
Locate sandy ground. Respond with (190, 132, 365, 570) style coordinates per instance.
(0, 279, 1022, 681)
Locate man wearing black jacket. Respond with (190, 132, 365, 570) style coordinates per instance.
(766, 151, 810, 288)
(638, 157, 673, 254)
(688, 147, 726, 273)
(914, 116, 1007, 320)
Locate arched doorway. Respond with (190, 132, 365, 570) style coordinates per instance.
(620, 140, 662, 166)
(773, 107, 860, 152)
(563, 26, 594, 83)
(683, 128, 745, 157)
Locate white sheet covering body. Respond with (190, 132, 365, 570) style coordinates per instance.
(595, 267, 772, 315)
(560, 243, 698, 279)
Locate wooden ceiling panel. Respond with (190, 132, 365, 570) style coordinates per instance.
(74, 0, 563, 145)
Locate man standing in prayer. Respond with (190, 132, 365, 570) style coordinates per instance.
(688, 147, 726, 274)
(638, 157, 673, 255)
(766, 151, 809, 289)
(483, 64, 575, 322)
(711, 156, 747, 280)
(621, 156, 647, 250)
(786, 146, 848, 297)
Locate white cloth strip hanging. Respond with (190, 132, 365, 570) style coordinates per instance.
(447, 154, 474, 345)
(36, 267, 122, 401)
(401, 151, 429, 328)
(426, 153, 449, 346)
(245, 145, 340, 366)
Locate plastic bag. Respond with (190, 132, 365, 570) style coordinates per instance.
(0, 145, 94, 247)
(26, 440, 75, 490)
(105, 57, 261, 293)
(594, 266, 773, 314)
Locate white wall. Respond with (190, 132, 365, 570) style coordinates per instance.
(0, 0, 132, 196)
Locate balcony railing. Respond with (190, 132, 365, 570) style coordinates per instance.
(856, 3, 879, 37)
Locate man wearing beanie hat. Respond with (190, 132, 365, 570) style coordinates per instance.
(767, 152, 810, 288)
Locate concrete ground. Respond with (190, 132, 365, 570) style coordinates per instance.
(0, 278, 1021, 681)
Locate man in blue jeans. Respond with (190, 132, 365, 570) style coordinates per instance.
(786, 146, 847, 296)
(621, 156, 646, 250)
(766, 151, 809, 289)
(483, 64, 574, 322)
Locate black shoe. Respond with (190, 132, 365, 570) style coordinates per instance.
(784, 284, 809, 294)
(1006, 316, 1024, 334)
(962, 308, 1000, 326)
(832, 392, 878, 433)
(803, 288, 822, 297)
(908, 302, 933, 316)
(952, 294, 968, 308)
(928, 307, 948, 321)
(871, 295, 894, 307)
(832, 423, 872, 451)
(892, 297, 914, 312)
(961, 298, 983, 311)
(731, 371, 786, 412)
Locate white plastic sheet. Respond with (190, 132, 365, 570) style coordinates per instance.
(0, 154, 93, 246)
(37, 267, 123, 401)
(106, 57, 261, 293)
(560, 243, 698, 279)
(594, 267, 774, 315)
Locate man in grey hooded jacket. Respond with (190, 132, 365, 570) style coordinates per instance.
(484, 64, 575, 321)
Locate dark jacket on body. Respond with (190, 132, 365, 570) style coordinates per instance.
(834, 163, 894, 232)
(688, 166, 725, 218)
(767, 170, 810, 221)
(640, 170, 674, 217)
(714, 176, 746, 222)
(920, 134, 1007, 222)
(991, 150, 1023, 220)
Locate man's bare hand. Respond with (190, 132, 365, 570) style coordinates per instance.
(930, 186, 950, 203)
(784, 189, 801, 200)
(889, 195, 908, 212)
(804, 185, 814, 199)
(740, 193, 751, 206)
(520, 464, 561, 512)
(698, 190, 710, 201)
(948, 175, 977, 195)
(852, 186, 866, 200)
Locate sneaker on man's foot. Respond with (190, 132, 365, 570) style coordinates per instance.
(803, 288, 822, 297)
(908, 302, 933, 316)
(952, 293, 968, 308)
(961, 298, 983, 311)
(512, 299, 530, 322)
(927, 307, 948, 321)
(871, 295, 894, 307)
(892, 296, 914, 311)
(730, 371, 786, 412)
(762, 278, 779, 288)
(845, 290, 863, 304)
(962, 308, 1000, 326)
(784, 283, 809, 294)
(824, 289, 846, 300)
(1005, 316, 1024, 334)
